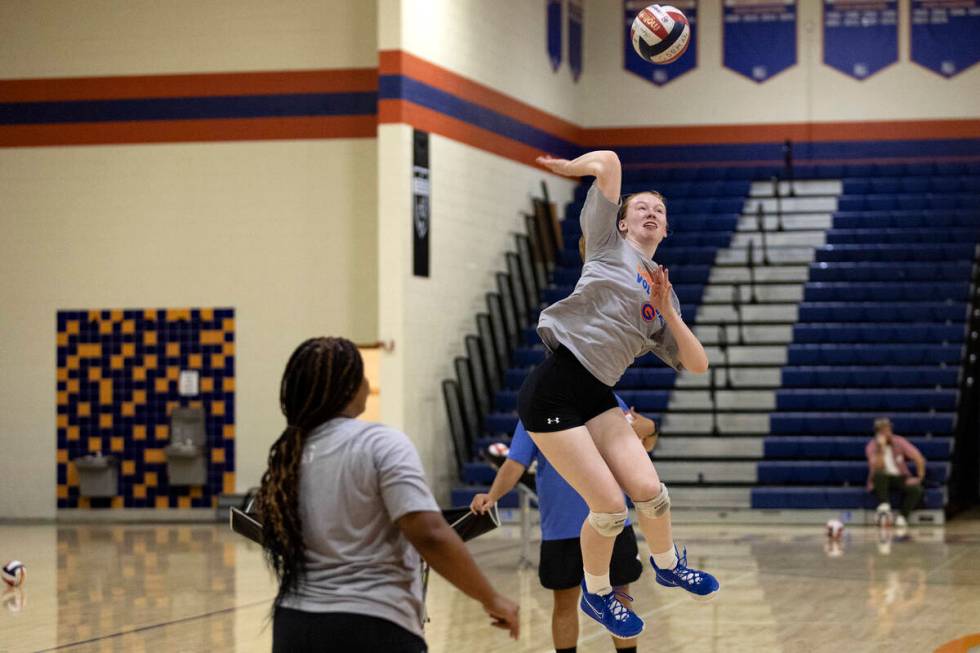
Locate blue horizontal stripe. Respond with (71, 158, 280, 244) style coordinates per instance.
(379, 75, 579, 157)
(615, 138, 980, 164)
(0, 92, 377, 125)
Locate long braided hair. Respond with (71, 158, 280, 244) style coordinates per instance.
(256, 337, 364, 603)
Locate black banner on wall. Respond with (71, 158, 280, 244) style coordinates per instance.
(413, 130, 430, 278)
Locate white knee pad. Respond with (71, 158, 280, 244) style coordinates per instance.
(634, 483, 670, 518)
(587, 510, 628, 537)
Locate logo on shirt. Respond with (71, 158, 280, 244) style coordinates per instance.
(641, 303, 657, 322)
(635, 266, 655, 295)
(547, 417, 561, 425)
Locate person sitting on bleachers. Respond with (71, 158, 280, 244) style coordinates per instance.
(865, 417, 926, 528)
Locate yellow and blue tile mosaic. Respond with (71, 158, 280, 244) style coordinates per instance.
(56, 308, 235, 509)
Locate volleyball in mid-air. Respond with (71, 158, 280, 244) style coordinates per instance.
(630, 4, 691, 65)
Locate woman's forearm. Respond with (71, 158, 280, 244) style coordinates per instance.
(663, 310, 709, 373)
(487, 460, 525, 502)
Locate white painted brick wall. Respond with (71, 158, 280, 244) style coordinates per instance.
(0, 0, 378, 77)
(0, 140, 377, 517)
(398, 0, 581, 124)
(378, 126, 576, 501)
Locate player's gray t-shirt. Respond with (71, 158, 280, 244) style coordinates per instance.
(537, 181, 683, 387)
(278, 417, 440, 638)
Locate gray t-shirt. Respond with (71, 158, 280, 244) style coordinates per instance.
(278, 417, 440, 638)
(538, 181, 683, 386)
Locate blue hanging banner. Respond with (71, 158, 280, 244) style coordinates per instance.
(623, 0, 698, 86)
(548, 0, 563, 72)
(569, 0, 584, 82)
(823, 1, 898, 80)
(910, 0, 980, 78)
(723, 0, 797, 83)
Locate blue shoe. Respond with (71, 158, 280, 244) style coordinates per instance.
(650, 546, 719, 601)
(579, 581, 644, 639)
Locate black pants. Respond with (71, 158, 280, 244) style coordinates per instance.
(873, 472, 924, 519)
(273, 607, 427, 653)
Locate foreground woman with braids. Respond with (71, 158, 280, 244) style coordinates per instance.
(256, 337, 519, 652)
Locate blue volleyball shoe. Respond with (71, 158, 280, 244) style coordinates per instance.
(579, 581, 645, 639)
(650, 546, 719, 601)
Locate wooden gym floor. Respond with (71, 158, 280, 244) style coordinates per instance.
(2, 516, 979, 652)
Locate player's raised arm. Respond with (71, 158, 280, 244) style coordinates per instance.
(536, 150, 621, 203)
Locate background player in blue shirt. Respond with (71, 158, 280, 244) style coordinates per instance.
(471, 395, 657, 653)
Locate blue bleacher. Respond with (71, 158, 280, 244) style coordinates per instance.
(456, 160, 976, 516)
(802, 282, 970, 302)
(814, 243, 978, 263)
(757, 461, 948, 485)
(797, 302, 967, 323)
(792, 323, 966, 343)
(825, 228, 980, 244)
(833, 210, 980, 230)
(762, 436, 953, 460)
(751, 487, 945, 510)
(809, 262, 973, 282)
(842, 176, 980, 195)
(770, 413, 955, 436)
(837, 194, 980, 212)
(774, 389, 958, 411)
(781, 366, 960, 388)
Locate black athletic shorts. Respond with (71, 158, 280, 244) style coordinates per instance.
(517, 345, 619, 432)
(272, 608, 427, 653)
(538, 526, 643, 590)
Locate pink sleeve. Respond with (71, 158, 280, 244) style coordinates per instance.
(895, 436, 923, 461)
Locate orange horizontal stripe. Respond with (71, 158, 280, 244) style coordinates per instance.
(0, 68, 378, 103)
(584, 118, 980, 147)
(0, 115, 376, 147)
(380, 99, 561, 175)
(379, 50, 581, 143)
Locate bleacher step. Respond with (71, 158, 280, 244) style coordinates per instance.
(701, 284, 803, 304)
(661, 413, 770, 434)
(675, 367, 782, 388)
(744, 196, 838, 213)
(749, 180, 843, 197)
(705, 345, 787, 365)
(697, 304, 798, 324)
(654, 436, 764, 459)
(710, 265, 810, 283)
(731, 231, 825, 248)
(694, 324, 794, 345)
(738, 213, 833, 232)
(669, 390, 776, 411)
(657, 461, 757, 483)
(670, 487, 752, 509)
(716, 247, 816, 265)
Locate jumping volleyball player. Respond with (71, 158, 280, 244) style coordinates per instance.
(519, 150, 719, 638)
